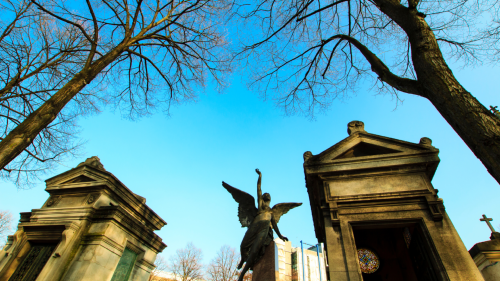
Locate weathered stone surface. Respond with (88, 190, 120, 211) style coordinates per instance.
(77, 156, 106, 170)
(469, 232, 500, 281)
(304, 121, 483, 281)
(347, 120, 365, 135)
(252, 241, 277, 281)
(0, 157, 166, 281)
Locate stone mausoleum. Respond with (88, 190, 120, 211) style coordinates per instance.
(469, 225, 500, 280)
(0, 157, 166, 281)
(303, 121, 483, 281)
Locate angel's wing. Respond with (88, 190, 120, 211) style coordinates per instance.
(222, 181, 258, 228)
(272, 202, 302, 224)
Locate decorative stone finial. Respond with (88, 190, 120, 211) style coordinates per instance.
(419, 137, 432, 147)
(491, 232, 500, 240)
(490, 105, 500, 120)
(135, 193, 146, 204)
(347, 121, 365, 135)
(303, 151, 313, 162)
(77, 156, 105, 170)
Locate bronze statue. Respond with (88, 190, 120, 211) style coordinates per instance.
(222, 169, 302, 281)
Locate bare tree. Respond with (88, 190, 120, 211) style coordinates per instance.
(0, 0, 91, 187)
(0, 210, 13, 246)
(0, 0, 231, 184)
(241, 272, 251, 281)
(207, 245, 239, 281)
(150, 255, 169, 281)
(168, 243, 204, 281)
(235, 0, 500, 185)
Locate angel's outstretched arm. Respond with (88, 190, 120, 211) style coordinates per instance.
(271, 217, 288, 241)
(256, 169, 262, 209)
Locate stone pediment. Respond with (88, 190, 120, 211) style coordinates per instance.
(318, 134, 436, 163)
(43, 156, 166, 231)
(45, 157, 147, 204)
(304, 122, 437, 165)
(333, 141, 403, 160)
(303, 121, 440, 179)
(45, 156, 109, 186)
(60, 174, 97, 184)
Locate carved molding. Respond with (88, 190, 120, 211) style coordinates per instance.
(23, 225, 66, 242)
(3, 231, 28, 261)
(81, 234, 125, 256)
(427, 201, 444, 222)
(125, 240, 145, 256)
(82, 193, 101, 205)
(92, 207, 166, 252)
(135, 258, 156, 271)
(325, 186, 431, 203)
(330, 210, 339, 221)
(347, 120, 366, 135)
(319, 165, 427, 181)
(44, 196, 62, 208)
(77, 156, 106, 171)
(419, 137, 433, 147)
(19, 212, 32, 223)
(303, 151, 313, 163)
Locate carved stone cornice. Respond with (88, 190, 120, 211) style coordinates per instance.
(91, 206, 166, 252)
(135, 258, 156, 271)
(81, 234, 124, 256)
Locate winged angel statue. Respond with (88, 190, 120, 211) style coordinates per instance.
(222, 169, 302, 280)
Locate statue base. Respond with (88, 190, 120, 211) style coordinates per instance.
(252, 241, 277, 281)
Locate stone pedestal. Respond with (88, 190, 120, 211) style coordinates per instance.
(252, 241, 277, 281)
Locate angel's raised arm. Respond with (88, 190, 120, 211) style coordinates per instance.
(256, 169, 262, 209)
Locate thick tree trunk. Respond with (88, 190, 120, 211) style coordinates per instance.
(374, 0, 500, 185)
(0, 43, 128, 171)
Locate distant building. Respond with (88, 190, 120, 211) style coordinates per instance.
(275, 238, 293, 280)
(149, 270, 177, 281)
(274, 238, 327, 281)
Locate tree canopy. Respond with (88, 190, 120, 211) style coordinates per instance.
(1, 0, 500, 186)
(234, 0, 500, 184)
(0, 0, 231, 187)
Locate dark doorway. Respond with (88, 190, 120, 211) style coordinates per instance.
(353, 224, 442, 281)
(408, 228, 442, 281)
(8, 243, 57, 281)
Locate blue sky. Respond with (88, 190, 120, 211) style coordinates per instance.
(1, 60, 499, 266)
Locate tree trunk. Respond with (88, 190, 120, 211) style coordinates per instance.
(374, 0, 500, 185)
(0, 43, 128, 171)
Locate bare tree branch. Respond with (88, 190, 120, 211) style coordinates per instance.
(0, 210, 13, 247)
(0, 0, 231, 187)
(207, 245, 239, 281)
(168, 243, 204, 281)
(234, 0, 500, 185)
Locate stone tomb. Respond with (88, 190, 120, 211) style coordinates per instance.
(303, 121, 483, 281)
(0, 157, 166, 281)
(469, 217, 500, 281)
